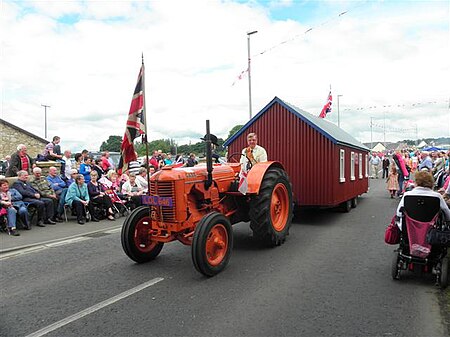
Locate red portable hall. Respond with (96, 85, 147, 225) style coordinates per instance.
(223, 97, 370, 209)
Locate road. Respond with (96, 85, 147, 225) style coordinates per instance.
(1, 179, 448, 337)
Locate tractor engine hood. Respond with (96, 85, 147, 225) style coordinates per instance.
(151, 164, 236, 184)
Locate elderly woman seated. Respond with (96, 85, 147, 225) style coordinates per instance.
(0, 179, 21, 236)
(103, 170, 122, 194)
(87, 171, 115, 221)
(65, 174, 97, 225)
(396, 170, 450, 230)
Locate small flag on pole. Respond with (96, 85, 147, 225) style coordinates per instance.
(118, 62, 146, 174)
(319, 91, 332, 118)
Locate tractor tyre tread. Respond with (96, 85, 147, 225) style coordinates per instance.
(192, 212, 233, 277)
(249, 167, 293, 247)
(121, 206, 164, 263)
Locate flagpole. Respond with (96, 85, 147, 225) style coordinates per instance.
(142, 53, 151, 196)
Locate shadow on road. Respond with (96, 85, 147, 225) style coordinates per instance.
(291, 196, 367, 227)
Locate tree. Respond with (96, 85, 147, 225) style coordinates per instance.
(227, 124, 243, 140)
(134, 138, 177, 156)
(100, 135, 122, 152)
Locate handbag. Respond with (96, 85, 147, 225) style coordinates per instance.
(426, 227, 450, 247)
(0, 207, 7, 216)
(385, 215, 400, 245)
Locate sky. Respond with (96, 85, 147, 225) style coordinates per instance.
(1, 0, 449, 152)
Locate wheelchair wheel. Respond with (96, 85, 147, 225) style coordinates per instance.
(391, 251, 400, 280)
(439, 257, 448, 289)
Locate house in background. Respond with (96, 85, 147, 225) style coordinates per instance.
(224, 96, 369, 210)
(0, 118, 48, 158)
(371, 142, 386, 152)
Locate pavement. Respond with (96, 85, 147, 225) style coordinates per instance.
(0, 215, 124, 254)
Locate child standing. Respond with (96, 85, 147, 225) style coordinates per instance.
(387, 166, 400, 198)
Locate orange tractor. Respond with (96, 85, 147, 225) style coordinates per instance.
(121, 121, 293, 276)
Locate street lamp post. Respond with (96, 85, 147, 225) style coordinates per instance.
(41, 104, 50, 139)
(247, 30, 258, 120)
(337, 94, 343, 128)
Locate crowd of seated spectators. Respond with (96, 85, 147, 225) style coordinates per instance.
(0, 138, 198, 236)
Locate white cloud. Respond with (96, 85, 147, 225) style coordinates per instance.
(0, 0, 449, 154)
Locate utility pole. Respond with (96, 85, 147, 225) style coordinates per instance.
(383, 111, 386, 146)
(247, 30, 258, 120)
(41, 104, 50, 139)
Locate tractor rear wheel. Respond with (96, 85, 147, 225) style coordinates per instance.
(192, 212, 233, 277)
(121, 206, 164, 263)
(249, 167, 293, 246)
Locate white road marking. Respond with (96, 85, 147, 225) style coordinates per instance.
(0, 238, 91, 260)
(0, 246, 46, 260)
(25, 277, 164, 337)
(44, 237, 90, 247)
(104, 227, 122, 234)
(0, 226, 123, 260)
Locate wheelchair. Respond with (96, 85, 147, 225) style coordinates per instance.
(391, 195, 449, 289)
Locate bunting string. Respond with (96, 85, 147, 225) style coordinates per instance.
(342, 99, 448, 112)
(231, 2, 366, 85)
(370, 122, 416, 133)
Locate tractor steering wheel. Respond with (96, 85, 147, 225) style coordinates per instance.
(227, 152, 253, 170)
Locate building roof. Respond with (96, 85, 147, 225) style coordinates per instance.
(224, 96, 369, 151)
(371, 142, 386, 152)
(0, 118, 48, 144)
(418, 140, 428, 148)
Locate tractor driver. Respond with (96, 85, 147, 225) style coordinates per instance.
(240, 132, 267, 170)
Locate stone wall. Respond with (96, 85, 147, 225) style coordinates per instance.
(0, 122, 47, 159)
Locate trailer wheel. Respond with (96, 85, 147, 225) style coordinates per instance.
(439, 257, 448, 289)
(192, 212, 233, 277)
(341, 200, 352, 213)
(249, 167, 293, 246)
(351, 197, 358, 208)
(121, 206, 164, 263)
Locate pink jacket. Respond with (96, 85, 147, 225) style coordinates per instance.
(396, 153, 409, 177)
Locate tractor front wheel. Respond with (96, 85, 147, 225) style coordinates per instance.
(249, 167, 293, 246)
(192, 212, 233, 277)
(121, 206, 164, 263)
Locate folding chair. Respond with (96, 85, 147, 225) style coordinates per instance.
(103, 185, 131, 217)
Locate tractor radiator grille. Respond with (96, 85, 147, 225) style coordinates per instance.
(150, 181, 177, 222)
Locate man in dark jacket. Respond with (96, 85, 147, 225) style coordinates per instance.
(186, 153, 198, 167)
(382, 156, 390, 179)
(6, 144, 34, 177)
(12, 170, 56, 226)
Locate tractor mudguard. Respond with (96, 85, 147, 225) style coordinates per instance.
(246, 161, 285, 195)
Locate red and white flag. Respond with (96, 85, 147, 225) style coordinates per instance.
(319, 91, 332, 118)
(238, 168, 249, 195)
(118, 62, 146, 174)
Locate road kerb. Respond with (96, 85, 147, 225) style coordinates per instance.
(0, 224, 123, 255)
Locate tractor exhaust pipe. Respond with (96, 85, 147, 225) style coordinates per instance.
(205, 120, 213, 190)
